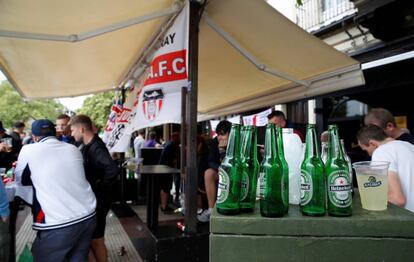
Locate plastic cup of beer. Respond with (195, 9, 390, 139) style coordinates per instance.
(353, 161, 389, 211)
(0, 168, 7, 185)
(1, 138, 12, 152)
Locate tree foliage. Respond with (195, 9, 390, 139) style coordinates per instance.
(78, 92, 115, 131)
(0, 81, 64, 128)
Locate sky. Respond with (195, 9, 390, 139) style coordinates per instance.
(1, 70, 88, 111)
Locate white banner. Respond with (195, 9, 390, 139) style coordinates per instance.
(227, 115, 241, 125)
(242, 108, 272, 127)
(103, 86, 141, 152)
(104, 3, 189, 152)
(102, 95, 123, 144)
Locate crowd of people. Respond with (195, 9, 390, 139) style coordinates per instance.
(132, 108, 414, 223)
(193, 108, 414, 222)
(0, 114, 119, 262)
(357, 108, 414, 212)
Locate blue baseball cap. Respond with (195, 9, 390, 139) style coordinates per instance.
(32, 119, 56, 137)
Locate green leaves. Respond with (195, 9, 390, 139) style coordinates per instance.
(78, 92, 114, 132)
(0, 81, 64, 128)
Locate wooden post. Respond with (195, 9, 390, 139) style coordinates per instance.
(181, 87, 187, 176)
(185, 0, 203, 234)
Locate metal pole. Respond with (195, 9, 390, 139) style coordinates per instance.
(120, 88, 127, 206)
(181, 87, 187, 176)
(185, 0, 202, 234)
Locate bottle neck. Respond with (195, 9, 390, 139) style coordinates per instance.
(241, 128, 252, 160)
(225, 125, 240, 159)
(328, 127, 344, 160)
(241, 127, 258, 161)
(304, 126, 319, 158)
(251, 127, 258, 160)
(276, 127, 285, 157)
(264, 124, 277, 160)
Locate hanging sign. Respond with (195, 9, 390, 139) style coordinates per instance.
(104, 3, 189, 152)
(242, 108, 272, 127)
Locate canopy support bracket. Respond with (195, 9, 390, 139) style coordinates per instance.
(203, 14, 310, 88)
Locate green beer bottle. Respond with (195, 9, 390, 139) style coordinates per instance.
(326, 125, 352, 217)
(240, 126, 259, 212)
(260, 123, 284, 217)
(276, 127, 289, 214)
(300, 124, 326, 216)
(217, 124, 242, 215)
(240, 126, 248, 147)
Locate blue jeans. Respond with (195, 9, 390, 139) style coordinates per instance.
(32, 215, 96, 262)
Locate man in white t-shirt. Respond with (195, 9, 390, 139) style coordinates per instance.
(134, 129, 145, 161)
(357, 125, 414, 212)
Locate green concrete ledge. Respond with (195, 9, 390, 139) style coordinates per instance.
(210, 193, 414, 238)
(210, 235, 414, 262)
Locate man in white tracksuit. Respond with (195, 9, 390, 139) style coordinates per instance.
(15, 119, 97, 262)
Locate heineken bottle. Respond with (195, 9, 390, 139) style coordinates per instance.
(276, 127, 289, 214)
(240, 126, 248, 147)
(300, 124, 326, 216)
(240, 126, 259, 212)
(260, 123, 284, 217)
(341, 139, 354, 192)
(217, 124, 242, 215)
(326, 125, 352, 217)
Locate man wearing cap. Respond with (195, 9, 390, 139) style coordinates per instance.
(15, 119, 97, 261)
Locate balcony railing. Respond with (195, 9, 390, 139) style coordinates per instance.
(296, 0, 357, 32)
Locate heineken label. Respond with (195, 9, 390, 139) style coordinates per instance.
(217, 167, 230, 204)
(364, 176, 382, 188)
(240, 170, 250, 201)
(300, 170, 313, 206)
(328, 170, 352, 208)
(258, 172, 266, 198)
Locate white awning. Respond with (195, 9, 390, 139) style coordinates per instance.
(0, 0, 364, 118)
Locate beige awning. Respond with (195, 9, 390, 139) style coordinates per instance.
(0, 0, 364, 118)
(0, 0, 179, 98)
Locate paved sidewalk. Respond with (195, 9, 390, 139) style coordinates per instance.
(16, 211, 143, 261)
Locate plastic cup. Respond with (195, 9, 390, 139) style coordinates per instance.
(1, 138, 12, 152)
(353, 161, 389, 211)
(0, 168, 7, 184)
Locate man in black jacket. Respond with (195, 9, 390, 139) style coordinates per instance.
(9, 121, 25, 155)
(70, 115, 119, 262)
(0, 121, 16, 169)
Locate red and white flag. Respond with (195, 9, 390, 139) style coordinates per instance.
(105, 3, 189, 152)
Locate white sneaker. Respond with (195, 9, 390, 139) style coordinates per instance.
(197, 209, 211, 222)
